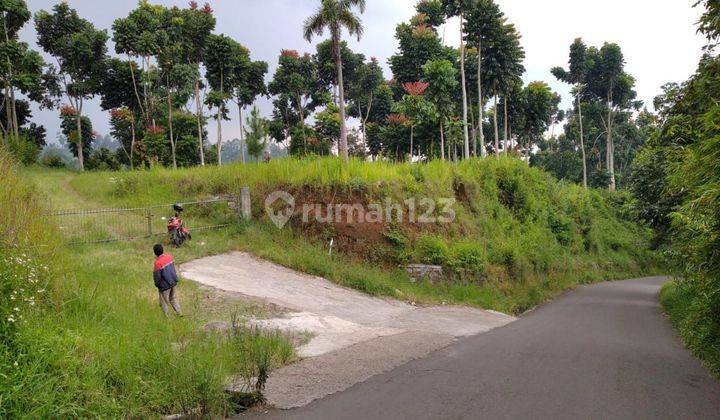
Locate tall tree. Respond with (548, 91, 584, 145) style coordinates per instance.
(514, 81, 560, 158)
(100, 58, 145, 169)
(441, 0, 472, 159)
(394, 81, 435, 160)
(0, 0, 48, 143)
(315, 39, 363, 103)
(347, 56, 384, 144)
(268, 50, 326, 156)
(553, 39, 591, 187)
(35, 3, 108, 170)
(229, 58, 267, 164)
(245, 106, 267, 162)
(584, 42, 637, 191)
(178, 1, 216, 165)
(204, 34, 246, 165)
(112, 1, 167, 126)
(303, 0, 366, 164)
(464, 0, 504, 158)
(422, 59, 458, 160)
(478, 17, 525, 158)
(389, 10, 450, 94)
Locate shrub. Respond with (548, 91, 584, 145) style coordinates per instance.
(41, 154, 66, 168)
(7, 136, 39, 165)
(228, 319, 294, 396)
(416, 235, 452, 266)
(86, 147, 121, 171)
(451, 243, 487, 279)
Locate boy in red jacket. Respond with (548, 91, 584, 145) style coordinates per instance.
(153, 244, 183, 317)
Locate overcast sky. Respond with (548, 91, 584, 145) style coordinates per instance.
(23, 0, 707, 144)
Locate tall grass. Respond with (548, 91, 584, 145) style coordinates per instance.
(2, 154, 295, 418)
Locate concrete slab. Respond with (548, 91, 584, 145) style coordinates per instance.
(180, 251, 517, 408)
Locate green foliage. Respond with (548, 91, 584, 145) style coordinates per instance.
(628, 2, 720, 375)
(245, 106, 267, 162)
(60, 114, 94, 162)
(6, 135, 39, 165)
(268, 50, 325, 135)
(86, 147, 120, 171)
(41, 154, 66, 169)
(661, 281, 720, 378)
(389, 8, 453, 94)
(229, 322, 294, 395)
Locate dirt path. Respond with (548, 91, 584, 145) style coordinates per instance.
(180, 252, 515, 408)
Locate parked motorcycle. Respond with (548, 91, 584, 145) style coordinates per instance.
(167, 203, 191, 247)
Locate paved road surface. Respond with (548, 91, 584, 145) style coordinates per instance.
(247, 277, 720, 420)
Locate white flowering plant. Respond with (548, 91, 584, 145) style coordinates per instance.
(0, 250, 49, 339)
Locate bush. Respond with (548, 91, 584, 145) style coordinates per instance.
(6, 136, 39, 165)
(451, 243, 487, 279)
(228, 319, 294, 396)
(86, 147, 121, 171)
(416, 235, 452, 266)
(41, 154, 66, 168)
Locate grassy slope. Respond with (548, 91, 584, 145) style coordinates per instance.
(2, 167, 292, 418)
(70, 156, 661, 314)
(660, 281, 720, 378)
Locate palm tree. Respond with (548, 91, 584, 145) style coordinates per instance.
(303, 0, 366, 164)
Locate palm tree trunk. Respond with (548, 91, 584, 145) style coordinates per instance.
(10, 86, 18, 139)
(128, 58, 146, 123)
(167, 75, 177, 169)
(76, 101, 84, 171)
(504, 96, 509, 155)
(130, 118, 136, 170)
(3, 86, 10, 143)
(409, 124, 414, 162)
(459, 11, 470, 159)
(2, 13, 14, 141)
(336, 36, 349, 164)
(606, 92, 616, 191)
(440, 120, 445, 161)
(577, 93, 587, 188)
(238, 104, 246, 164)
(217, 71, 224, 166)
(194, 77, 205, 166)
(477, 36, 486, 158)
(297, 94, 307, 155)
(493, 93, 499, 159)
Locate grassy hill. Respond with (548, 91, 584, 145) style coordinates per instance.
(71, 156, 660, 313)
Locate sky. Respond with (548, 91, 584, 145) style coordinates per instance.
(22, 0, 707, 145)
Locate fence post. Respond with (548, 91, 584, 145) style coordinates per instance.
(240, 186, 251, 221)
(146, 209, 153, 237)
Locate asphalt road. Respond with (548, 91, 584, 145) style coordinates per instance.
(248, 277, 720, 420)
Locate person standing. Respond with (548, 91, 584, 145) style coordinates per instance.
(152, 244, 183, 317)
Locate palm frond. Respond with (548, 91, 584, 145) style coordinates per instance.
(303, 12, 327, 42)
(340, 0, 367, 13)
(338, 9, 364, 41)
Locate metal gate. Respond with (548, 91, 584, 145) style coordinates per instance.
(49, 196, 244, 245)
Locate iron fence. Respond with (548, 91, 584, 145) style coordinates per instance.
(49, 196, 243, 245)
